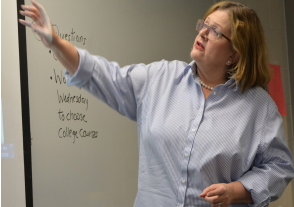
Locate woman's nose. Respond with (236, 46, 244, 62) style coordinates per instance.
(198, 26, 208, 38)
(199, 28, 208, 40)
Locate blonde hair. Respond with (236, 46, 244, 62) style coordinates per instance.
(204, 1, 271, 93)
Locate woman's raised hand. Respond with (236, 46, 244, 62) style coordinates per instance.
(19, 0, 81, 75)
(19, 0, 55, 48)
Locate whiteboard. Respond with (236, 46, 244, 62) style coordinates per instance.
(22, 0, 211, 206)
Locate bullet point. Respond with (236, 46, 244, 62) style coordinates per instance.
(50, 77, 52, 80)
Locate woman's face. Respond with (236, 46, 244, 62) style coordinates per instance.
(190, 10, 234, 72)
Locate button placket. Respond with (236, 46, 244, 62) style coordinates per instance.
(177, 93, 205, 206)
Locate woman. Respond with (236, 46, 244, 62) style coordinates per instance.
(19, 1, 294, 206)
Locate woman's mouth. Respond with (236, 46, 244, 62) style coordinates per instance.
(195, 41, 205, 50)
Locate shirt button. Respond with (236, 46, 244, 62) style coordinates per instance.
(213, 92, 217, 95)
(199, 109, 203, 113)
(185, 153, 189, 157)
(191, 129, 196, 132)
(182, 180, 186, 184)
(179, 205, 183, 207)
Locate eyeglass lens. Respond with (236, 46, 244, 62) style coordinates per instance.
(196, 20, 219, 40)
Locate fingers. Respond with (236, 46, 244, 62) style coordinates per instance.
(200, 185, 218, 197)
(31, 0, 50, 22)
(206, 186, 225, 197)
(200, 184, 232, 207)
(200, 186, 222, 205)
(205, 195, 229, 207)
(19, 0, 53, 47)
(19, 0, 50, 24)
(18, 19, 38, 33)
(20, 4, 41, 19)
(19, 10, 38, 21)
(19, 1, 51, 31)
(19, 19, 32, 28)
(203, 194, 222, 204)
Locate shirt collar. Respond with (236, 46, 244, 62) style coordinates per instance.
(185, 60, 240, 92)
(182, 60, 194, 76)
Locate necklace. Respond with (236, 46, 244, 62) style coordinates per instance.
(199, 76, 214, 90)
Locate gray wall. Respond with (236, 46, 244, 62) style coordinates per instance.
(1, 1, 26, 207)
(285, 0, 294, 204)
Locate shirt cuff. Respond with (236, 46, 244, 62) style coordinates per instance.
(65, 47, 95, 89)
(238, 172, 270, 207)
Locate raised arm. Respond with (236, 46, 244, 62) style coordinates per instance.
(19, 0, 79, 75)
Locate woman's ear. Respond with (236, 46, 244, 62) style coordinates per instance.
(231, 50, 240, 64)
(226, 50, 240, 66)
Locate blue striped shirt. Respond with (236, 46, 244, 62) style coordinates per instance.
(66, 48, 294, 207)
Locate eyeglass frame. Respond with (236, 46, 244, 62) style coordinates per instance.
(196, 19, 231, 42)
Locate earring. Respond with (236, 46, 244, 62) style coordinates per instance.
(227, 60, 232, 65)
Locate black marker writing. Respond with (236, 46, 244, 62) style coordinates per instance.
(52, 68, 66, 84)
(58, 127, 98, 143)
(58, 127, 79, 143)
(53, 24, 87, 45)
(58, 109, 87, 122)
(57, 90, 89, 110)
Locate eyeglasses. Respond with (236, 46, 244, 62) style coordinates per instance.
(196, 19, 231, 42)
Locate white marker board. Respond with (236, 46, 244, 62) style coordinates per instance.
(21, 0, 211, 206)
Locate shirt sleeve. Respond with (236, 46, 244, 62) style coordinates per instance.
(238, 106, 294, 207)
(65, 47, 164, 121)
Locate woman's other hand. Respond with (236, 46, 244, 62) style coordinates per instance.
(200, 181, 253, 207)
(19, 0, 54, 48)
(200, 183, 233, 207)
